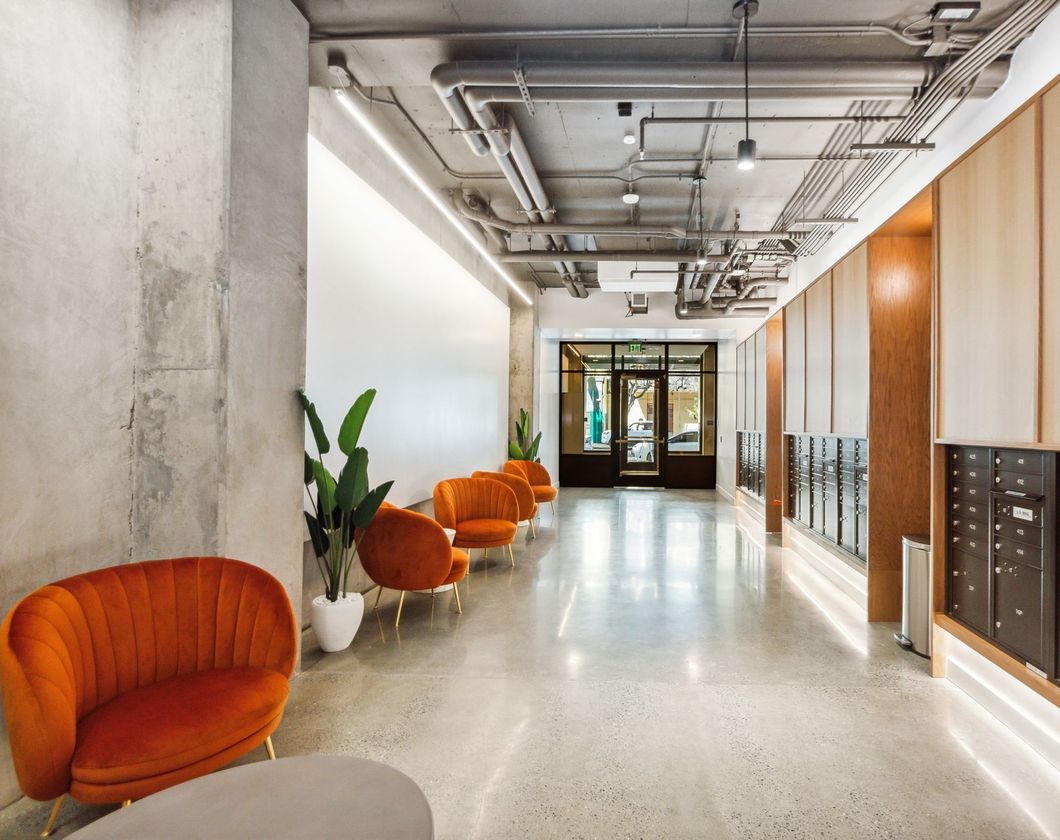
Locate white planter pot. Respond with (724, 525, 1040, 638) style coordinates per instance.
(311, 593, 364, 653)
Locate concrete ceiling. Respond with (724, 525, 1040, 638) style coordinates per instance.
(300, 0, 1030, 291)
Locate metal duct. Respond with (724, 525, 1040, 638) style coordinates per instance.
(454, 202, 797, 241)
(498, 250, 703, 262)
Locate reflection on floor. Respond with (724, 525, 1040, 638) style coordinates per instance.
(4, 488, 1059, 838)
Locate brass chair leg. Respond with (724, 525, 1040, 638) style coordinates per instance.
(40, 795, 64, 838)
(395, 590, 407, 627)
(374, 585, 384, 610)
(121, 800, 132, 808)
(550, 501, 556, 515)
(507, 544, 515, 567)
(453, 581, 463, 613)
(264, 735, 277, 761)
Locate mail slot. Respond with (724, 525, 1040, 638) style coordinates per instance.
(994, 497, 1044, 527)
(949, 548, 989, 634)
(993, 538, 1043, 569)
(992, 518, 1043, 548)
(950, 532, 988, 559)
(951, 465, 990, 485)
(950, 499, 987, 522)
(994, 560, 1045, 668)
(951, 482, 986, 502)
(994, 470, 1045, 497)
(952, 446, 989, 466)
(993, 449, 1045, 475)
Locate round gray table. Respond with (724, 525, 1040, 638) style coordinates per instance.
(69, 755, 434, 839)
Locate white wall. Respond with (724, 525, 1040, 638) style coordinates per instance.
(539, 337, 561, 483)
(715, 339, 738, 500)
(306, 136, 510, 507)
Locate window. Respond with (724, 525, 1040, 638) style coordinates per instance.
(561, 344, 612, 455)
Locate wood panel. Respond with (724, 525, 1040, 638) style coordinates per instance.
(804, 272, 833, 433)
(831, 244, 869, 437)
(867, 236, 933, 621)
(1042, 84, 1060, 445)
(784, 294, 806, 432)
(736, 341, 746, 430)
(765, 314, 784, 532)
(744, 335, 756, 430)
(937, 106, 1039, 443)
(754, 326, 767, 432)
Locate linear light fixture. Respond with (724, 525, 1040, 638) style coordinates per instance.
(332, 88, 533, 306)
(850, 141, 936, 152)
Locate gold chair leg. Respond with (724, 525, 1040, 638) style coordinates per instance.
(121, 800, 132, 808)
(395, 590, 407, 627)
(40, 795, 64, 838)
(453, 581, 463, 613)
(507, 544, 515, 567)
(264, 735, 277, 761)
(374, 586, 384, 610)
(550, 501, 555, 515)
(529, 519, 537, 538)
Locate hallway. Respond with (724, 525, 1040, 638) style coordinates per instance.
(289, 489, 1060, 839)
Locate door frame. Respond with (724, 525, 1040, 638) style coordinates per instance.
(612, 370, 667, 487)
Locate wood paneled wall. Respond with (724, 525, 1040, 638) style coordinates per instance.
(937, 106, 1039, 443)
(867, 237, 933, 620)
(832, 244, 870, 437)
(804, 272, 833, 432)
(784, 295, 806, 432)
(1042, 84, 1060, 446)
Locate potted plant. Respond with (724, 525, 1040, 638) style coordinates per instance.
(298, 388, 394, 652)
(509, 408, 542, 462)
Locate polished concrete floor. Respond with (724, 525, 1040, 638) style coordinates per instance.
(4, 488, 1060, 838)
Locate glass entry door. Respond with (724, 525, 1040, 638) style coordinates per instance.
(616, 373, 663, 482)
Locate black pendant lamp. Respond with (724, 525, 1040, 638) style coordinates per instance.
(733, 0, 758, 171)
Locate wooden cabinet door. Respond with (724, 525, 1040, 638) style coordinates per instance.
(937, 107, 1039, 443)
(832, 244, 869, 437)
(805, 272, 833, 433)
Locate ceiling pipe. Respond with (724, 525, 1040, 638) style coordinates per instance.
(454, 201, 798, 241)
(315, 24, 940, 47)
(498, 250, 703, 262)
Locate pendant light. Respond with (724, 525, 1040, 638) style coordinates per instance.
(733, 0, 758, 171)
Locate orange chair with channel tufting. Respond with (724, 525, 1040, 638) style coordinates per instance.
(472, 470, 538, 538)
(433, 477, 519, 567)
(0, 556, 297, 836)
(503, 460, 558, 515)
(358, 502, 470, 627)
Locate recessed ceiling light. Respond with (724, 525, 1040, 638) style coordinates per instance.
(931, 2, 980, 22)
(622, 192, 640, 205)
(623, 130, 636, 145)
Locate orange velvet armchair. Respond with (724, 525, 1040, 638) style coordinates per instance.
(0, 556, 296, 834)
(358, 503, 469, 626)
(503, 460, 558, 513)
(433, 477, 519, 567)
(472, 470, 538, 538)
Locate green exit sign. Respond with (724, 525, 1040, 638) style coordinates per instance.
(628, 343, 642, 353)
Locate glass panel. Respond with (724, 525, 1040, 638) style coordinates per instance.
(667, 374, 702, 455)
(619, 374, 660, 475)
(668, 343, 716, 373)
(561, 371, 612, 454)
(561, 343, 611, 372)
(614, 342, 664, 370)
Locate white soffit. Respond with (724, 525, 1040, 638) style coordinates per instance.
(597, 261, 679, 293)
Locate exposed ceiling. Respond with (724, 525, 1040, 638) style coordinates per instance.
(300, 0, 1054, 312)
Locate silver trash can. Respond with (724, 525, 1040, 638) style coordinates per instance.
(895, 534, 932, 658)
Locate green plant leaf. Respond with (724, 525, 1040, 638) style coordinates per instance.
(334, 448, 369, 512)
(304, 511, 329, 557)
(298, 390, 330, 454)
(311, 459, 336, 513)
(337, 389, 376, 455)
(352, 480, 395, 529)
(509, 441, 524, 460)
(303, 451, 314, 485)
(528, 431, 542, 461)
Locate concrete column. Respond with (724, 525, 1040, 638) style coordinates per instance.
(133, 0, 308, 608)
(508, 288, 540, 445)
